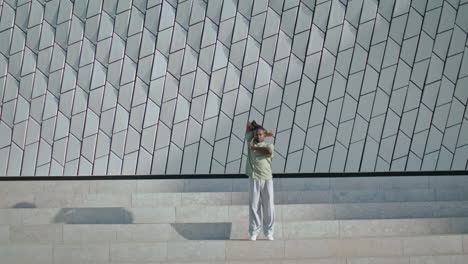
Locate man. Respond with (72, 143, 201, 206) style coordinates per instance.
(245, 120, 275, 241)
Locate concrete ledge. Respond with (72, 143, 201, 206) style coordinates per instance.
(110, 242, 167, 262)
(284, 235, 464, 258)
(463, 235, 468, 253)
(2, 188, 468, 208)
(0, 225, 8, 242)
(0, 241, 467, 263)
(176, 206, 230, 222)
(226, 258, 347, 264)
(337, 218, 468, 238)
(226, 240, 285, 260)
(0, 244, 53, 264)
(282, 221, 339, 239)
(21, 208, 62, 225)
(158, 255, 468, 264)
(167, 241, 226, 261)
(1, 176, 467, 195)
(10, 224, 62, 243)
(347, 255, 468, 264)
(0, 209, 21, 224)
(402, 235, 463, 256)
(132, 193, 183, 207)
(409, 255, 468, 264)
(1, 218, 468, 243)
(54, 243, 109, 264)
(346, 256, 409, 264)
(63, 224, 117, 242)
(2, 202, 468, 224)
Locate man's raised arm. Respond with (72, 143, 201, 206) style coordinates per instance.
(246, 121, 255, 132)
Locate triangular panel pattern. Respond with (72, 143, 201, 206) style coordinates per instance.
(0, 0, 467, 176)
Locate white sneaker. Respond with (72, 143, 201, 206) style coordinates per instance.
(266, 234, 274, 241)
(249, 234, 257, 241)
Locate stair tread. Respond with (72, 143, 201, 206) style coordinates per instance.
(1, 234, 467, 261)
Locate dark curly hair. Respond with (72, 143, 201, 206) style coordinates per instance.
(251, 120, 266, 132)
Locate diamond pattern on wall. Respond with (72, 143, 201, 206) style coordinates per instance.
(0, 0, 467, 176)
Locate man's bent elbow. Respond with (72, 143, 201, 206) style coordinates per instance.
(246, 121, 253, 132)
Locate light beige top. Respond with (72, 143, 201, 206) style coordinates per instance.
(245, 130, 274, 180)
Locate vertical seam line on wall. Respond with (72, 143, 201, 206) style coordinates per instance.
(357, 0, 395, 173)
(402, 1, 448, 171)
(148, 1, 169, 175)
(192, 1, 223, 175)
(282, 1, 314, 173)
(214, 0, 244, 174)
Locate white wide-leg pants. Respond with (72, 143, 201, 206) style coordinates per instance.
(248, 177, 275, 237)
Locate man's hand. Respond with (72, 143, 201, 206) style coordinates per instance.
(250, 138, 272, 155)
(249, 137, 256, 150)
(265, 130, 275, 137)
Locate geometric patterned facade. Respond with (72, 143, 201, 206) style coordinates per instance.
(0, 0, 467, 176)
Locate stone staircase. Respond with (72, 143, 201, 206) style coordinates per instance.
(1, 175, 468, 263)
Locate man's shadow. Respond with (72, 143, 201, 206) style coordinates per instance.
(171, 223, 232, 240)
(53, 207, 134, 224)
(12, 202, 134, 224)
(13, 202, 232, 240)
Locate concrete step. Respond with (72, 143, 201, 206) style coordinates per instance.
(1, 201, 468, 224)
(3, 253, 468, 264)
(2, 188, 468, 209)
(2, 218, 468, 243)
(0, 234, 467, 263)
(1, 175, 467, 195)
(2, 252, 468, 264)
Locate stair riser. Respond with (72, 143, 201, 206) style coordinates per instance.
(3, 254, 468, 264)
(2, 218, 468, 243)
(0, 235, 467, 263)
(1, 176, 467, 195)
(2, 188, 468, 209)
(1, 202, 468, 224)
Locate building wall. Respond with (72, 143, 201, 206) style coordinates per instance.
(0, 0, 467, 176)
